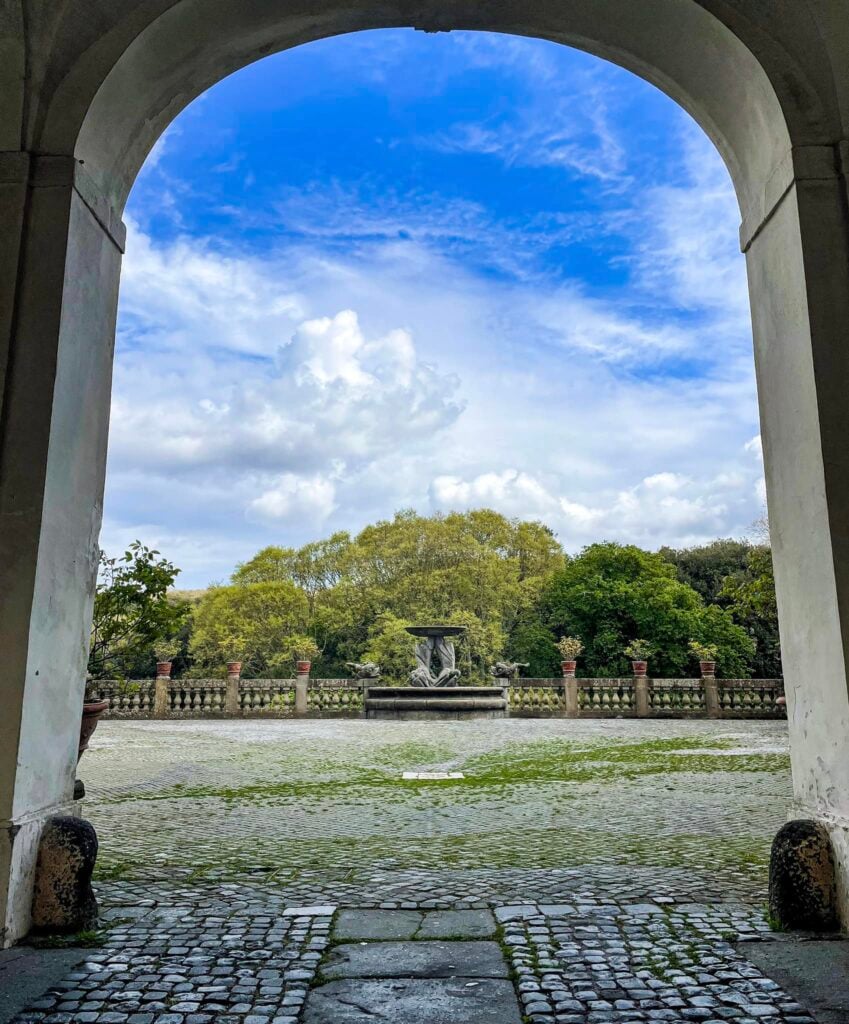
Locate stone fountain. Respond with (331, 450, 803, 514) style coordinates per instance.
(363, 625, 508, 719)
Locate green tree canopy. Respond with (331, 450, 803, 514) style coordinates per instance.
(189, 581, 310, 675)
(89, 541, 185, 679)
(540, 542, 754, 677)
(720, 545, 781, 677)
(660, 538, 752, 603)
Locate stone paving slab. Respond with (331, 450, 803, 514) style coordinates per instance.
(333, 909, 423, 940)
(303, 977, 523, 1023)
(416, 909, 496, 938)
(741, 938, 849, 1024)
(322, 940, 509, 979)
(0, 948, 88, 1024)
(332, 907, 495, 940)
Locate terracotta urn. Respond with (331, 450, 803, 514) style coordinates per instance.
(226, 661, 242, 676)
(631, 659, 648, 676)
(296, 659, 311, 675)
(561, 659, 577, 677)
(699, 660, 717, 677)
(156, 660, 172, 678)
(78, 699, 109, 764)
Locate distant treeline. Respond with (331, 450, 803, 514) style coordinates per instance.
(90, 510, 780, 682)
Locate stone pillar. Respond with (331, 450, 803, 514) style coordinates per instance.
(634, 674, 649, 718)
(743, 143, 849, 927)
(153, 675, 170, 719)
(0, 154, 124, 946)
(702, 672, 720, 719)
(562, 670, 578, 718)
(295, 667, 310, 716)
(225, 666, 241, 715)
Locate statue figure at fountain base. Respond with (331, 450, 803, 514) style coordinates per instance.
(406, 628, 464, 688)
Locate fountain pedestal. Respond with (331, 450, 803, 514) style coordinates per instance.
(364, 685, 508, 720)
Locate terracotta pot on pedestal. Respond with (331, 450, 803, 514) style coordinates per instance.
(631, 660, 648, 676)
(78, 700, 109, 764)
(699, 660, 717, 677)
(226, 661, 242, 676)
(296, 660, 311, 675)
(561, 660, 577, 677)
(156, 660, 172, 678)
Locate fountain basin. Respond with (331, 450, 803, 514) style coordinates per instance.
(364, 685, 507, 720)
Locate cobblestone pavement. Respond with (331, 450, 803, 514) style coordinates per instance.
(83, 718, 789, 894)
(13, 718, 817, 1024)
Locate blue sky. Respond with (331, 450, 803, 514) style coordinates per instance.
(105, 29, 763, 587)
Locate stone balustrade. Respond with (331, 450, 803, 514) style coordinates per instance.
(88, 674, 785, 720)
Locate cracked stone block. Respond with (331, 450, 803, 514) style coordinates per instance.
(333, 909, 422, 940)
(768, 820, 838, 931)
(417, 910, 496, 939)
(322, 941, 509, 979)
(31, 816, 99, 932)
(303, 978, 522, 1023)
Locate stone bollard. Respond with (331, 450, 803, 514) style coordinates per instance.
(295, 660, 310, 715)
(702, 671, 720, 718)
(634, 673, 649, 717)
(31, 816, 99, 933)
(153, 668, 170, 719)
(769, 820, 838, 931)
(226, 661, 242, 715)
(562, 667, 578, 718)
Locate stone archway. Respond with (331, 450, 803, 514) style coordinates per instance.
(2, 0, 849, 945)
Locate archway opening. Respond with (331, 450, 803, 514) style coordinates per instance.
(84, 27, 789, 927)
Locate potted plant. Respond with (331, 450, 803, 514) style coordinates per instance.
(219, 636, 249, 677)
(557, 636, 583, 676)
(689, 640, 718, 677)
(624, 639, 653, 676)
(155, 640, 181, 678)
(79, 676, 109, 764)
(293, 637, 320, 675)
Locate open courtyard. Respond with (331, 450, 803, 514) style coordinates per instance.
(84, 718, 791, 898)
(10, 717, 829, 1024)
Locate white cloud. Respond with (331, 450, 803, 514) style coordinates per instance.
(248, 473, 337, 525)
(429, 466, 740, 551)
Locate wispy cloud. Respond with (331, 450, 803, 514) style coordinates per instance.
(108, 30, 760, 584)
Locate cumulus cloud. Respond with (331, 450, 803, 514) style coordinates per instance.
(112, 232, 464, 482)
(429, 466, 743, 550)
(104, 42, 767, 584)
(248, 473, 337, 525)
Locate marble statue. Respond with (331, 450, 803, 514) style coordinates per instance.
(346, 661, 381, 679)
(406, 626, 464, 687)
(489, 661, 529, 680)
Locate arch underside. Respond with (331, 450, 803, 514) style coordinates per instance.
(58, 0, 808, 229)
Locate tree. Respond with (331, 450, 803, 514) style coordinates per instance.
(189, 581, 310, 675)
(659, 538, 752, 604)
(541, 542, 755, 677)
(88, 542, 185, 678)
(720, 545, 781, 676)
(232, 532, 351, 615)
(506, 616, 560, 677)
(362, 613, 418, 683)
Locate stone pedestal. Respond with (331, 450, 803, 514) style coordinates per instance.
(634, 675, 649, 718)
(563, 675, 578, 718)
(702, 674, 720, 718)
(225, 672, 241, 715)
(365, 687, 508, 720)
(153, 675, 170, 718)
(295, 671, 309, 715)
